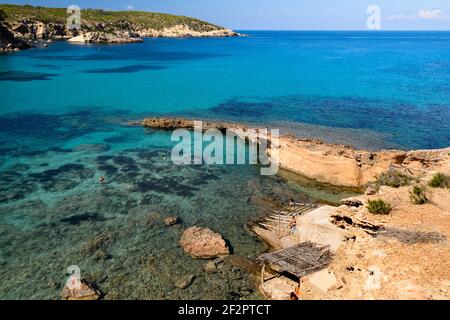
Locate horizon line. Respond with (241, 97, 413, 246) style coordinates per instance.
(234, 29, 450, 32)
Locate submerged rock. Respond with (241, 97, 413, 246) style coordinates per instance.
(180, 226, 230, 259)
(164, 216, 180, 226)
(204, 261, 218, 273)
(224, 255, 260, 275)
(61, 279, 101, 300)
(175, 274, 195, 289)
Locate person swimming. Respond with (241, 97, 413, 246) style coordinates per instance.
(99, 176, 105, 184)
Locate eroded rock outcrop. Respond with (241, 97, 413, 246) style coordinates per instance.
(61, 279, 101, 300)
(10, 19, 69, 40)
(0, 21, 31, 53)
(68, 31, 143, 44)
(137, 25, 239, 38)
(277, 135, 450, 187)
(180, 226, 230, 259)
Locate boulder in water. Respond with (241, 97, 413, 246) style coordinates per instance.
(180, 226, 230, 259)
(61, 279, 101, 300)
(164, 216, 180, 226)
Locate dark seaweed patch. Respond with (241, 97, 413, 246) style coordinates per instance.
(120, 163, 140, 172)
(82, 64, 166, 74)
(97, 165, 118, 175)
(7, 163, 30, 172)
(138, 163, 156, 171)
(33, 51, 224, 62)
(0, 147, 14, 156)
(29, 164, 86, 181)
(133, 175, 199, 197)
(112, 155, 135, 166)
(133, 149, 166, 160)
(0, 71, 57, 82)
(0, 170, 23, 182)
(60, 212, 105, 225)
(95, 155, 114, 164)
(103, 134, 131, 144)
(48, 147, 73, 153)
(0, 170, 38, 203)
(73, 144, 111, 152)
(123, 171, 140, 178)
(0, 110, 113, 143)
(19, 146, 72, 157)
(28, 163, 94, 191)
(175, 189, 196, 197)
(199, 172, 220, 181)
(33, 64, 63, 70)
(17, 150, 48, 157)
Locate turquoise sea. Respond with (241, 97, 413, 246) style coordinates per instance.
(0, 31, 449, 299)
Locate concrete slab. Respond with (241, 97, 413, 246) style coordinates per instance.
(296, 205, 346, 252)
(306, 268, 337, 293)
(259, 277, 298, 300)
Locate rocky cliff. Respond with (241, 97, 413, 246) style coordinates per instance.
(1, 8, 27, 52)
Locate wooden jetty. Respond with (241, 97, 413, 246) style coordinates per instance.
(255, 202, 318, 238)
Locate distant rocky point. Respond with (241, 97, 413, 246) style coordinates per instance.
(0, 4, 240, 52)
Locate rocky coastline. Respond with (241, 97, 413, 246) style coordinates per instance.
(140, 117, 450, 188)
(0, 7, 240, 53)
(0, 20, 31, 53)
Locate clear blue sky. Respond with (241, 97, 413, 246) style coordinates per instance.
(2, 0, 450, 30)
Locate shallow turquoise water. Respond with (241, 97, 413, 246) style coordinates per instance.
(0, 31, 449, 299)
(0, 110, 356, 299)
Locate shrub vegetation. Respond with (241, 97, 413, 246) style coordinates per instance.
(366, 199, 392, 215)
(429, 172, 450, 188)
(409, 185, 429, 205)
(0, 4, 222, 31)
(373, 170, 416, 188)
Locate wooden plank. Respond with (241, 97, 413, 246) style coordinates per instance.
(264, 218, 289, 224)
(267, 215, 292, 221)
(257, 242, 333, 278)
(258, 223, 289, 231)
(269, 209, 291, 215)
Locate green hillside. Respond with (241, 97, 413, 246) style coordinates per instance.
(0, 4, 223, 31)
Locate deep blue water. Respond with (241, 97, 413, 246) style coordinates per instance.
(0, 31, 449, 299)
(1, 31, 450, 149)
